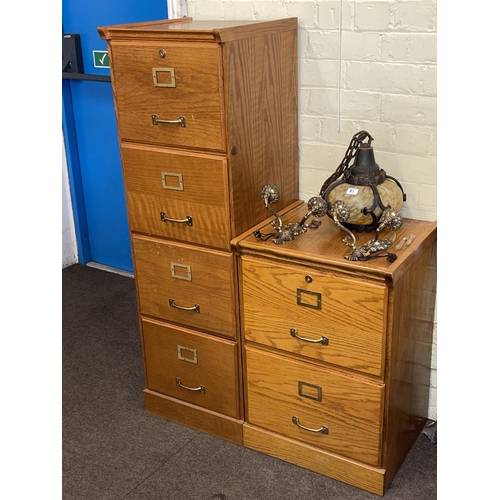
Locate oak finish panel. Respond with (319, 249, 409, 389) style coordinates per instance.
(243, 425, 385, 496)
(225, 29, 299, 238)
(110, 41, 225, 151)
(121, 143, 231, 249)
(133, 236, 236, 338)
(98, 18, 298, 43)
(241, 255, 387, 376)
(245, 346, 384, 466)
(235, 203, 437, 283)
(383, 243, 437, 489)
(143, 389, 244, 445)
(142, 319, 240, 418)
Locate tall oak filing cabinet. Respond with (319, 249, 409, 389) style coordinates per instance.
(98, 18, 299, 444)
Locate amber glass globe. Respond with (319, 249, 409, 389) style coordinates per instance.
(323, 144, 406, 232)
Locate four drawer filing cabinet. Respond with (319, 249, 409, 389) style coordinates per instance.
(98, 18, 299, 444)
(99, 17, 436, 496)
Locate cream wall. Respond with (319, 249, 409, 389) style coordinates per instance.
(187, 0, 438, 419)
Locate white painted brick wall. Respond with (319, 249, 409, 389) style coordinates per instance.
(186, 0, 437, 421)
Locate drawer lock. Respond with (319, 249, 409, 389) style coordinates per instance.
(292, 416, 329, 435)
(290, 328, 329, 346)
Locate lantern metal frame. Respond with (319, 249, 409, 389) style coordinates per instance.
(320, 130, 406, 233)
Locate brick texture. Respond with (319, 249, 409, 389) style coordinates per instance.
(187, 0, 437, 420)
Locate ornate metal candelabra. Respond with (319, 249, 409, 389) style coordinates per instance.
(254, 184, 328, 245)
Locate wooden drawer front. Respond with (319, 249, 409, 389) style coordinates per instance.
(245, 346, 384, 466)
(111, 41, 225, 151)
(241, 256, 386, 377)
(134, 236, 236, 338)
(142, 319, 240, 418)
(122, 143, 231, 249)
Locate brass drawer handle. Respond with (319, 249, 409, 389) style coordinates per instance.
(169, 299, 200, 313)
(160, 212, 193, 226)
(292, 416, 329, 435)
(175, 377, 205, 394)
(152, 114, 186, 127)
(290, 328, 329, 346)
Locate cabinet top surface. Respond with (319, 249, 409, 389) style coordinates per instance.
(98, 17, 297, 42)
(233, 202, 437, 281)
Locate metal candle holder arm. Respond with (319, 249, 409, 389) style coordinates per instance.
(254, 184, 328, 245)
(254, 130, 406, 262)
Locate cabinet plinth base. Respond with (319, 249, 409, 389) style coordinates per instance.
(243, 423, 386, 496)
(143, 389, 244, 445)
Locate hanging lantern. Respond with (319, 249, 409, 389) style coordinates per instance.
(320, 130, 406, 232)
(320, 131, 406, 261)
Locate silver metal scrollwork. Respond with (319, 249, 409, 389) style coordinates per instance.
(261, 183, 283, 230)
(255, 185, 328, 245)
(329, 202, 402, 262)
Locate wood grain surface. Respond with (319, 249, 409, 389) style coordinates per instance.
(235, 202, 437, 282)
(99, 18, 297, 43)
(141, 318, 240, 418)
(235, 203, 437, 493)
(121, 143, 231, 249)
(241, 255, 387, 376)
(110, 40, 225, 151)
(382, 242, 437, 487)
(243, 424, 385, 495)
(225, 28, 299, 238)
(245, 346, 384, 466)
(133, 235, 237, 338)
(143, 389, 244, 445)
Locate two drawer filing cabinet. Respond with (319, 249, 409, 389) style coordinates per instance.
(98, 18, 299, 444)
(233, 203, 437, 495)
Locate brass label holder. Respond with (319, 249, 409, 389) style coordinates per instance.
(171, 262, 192, 281)
(162, 172, 184, 191)
(296, 288, 322, 310)
(152, 67, 176, 87)
(177, 345, 198, 364)
(298, 381, 323, 402)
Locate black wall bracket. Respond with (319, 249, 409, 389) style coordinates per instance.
(62, 33, 111, 83)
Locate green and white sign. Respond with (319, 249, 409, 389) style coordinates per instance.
(93, 50, 109, 68)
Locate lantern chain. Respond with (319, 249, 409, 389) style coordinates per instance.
(319, 130, 373, 197)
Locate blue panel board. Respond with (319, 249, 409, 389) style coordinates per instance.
(62, 0, 168, 77)
(62, 0, 167, 272)
(69, 80, 132, 271)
